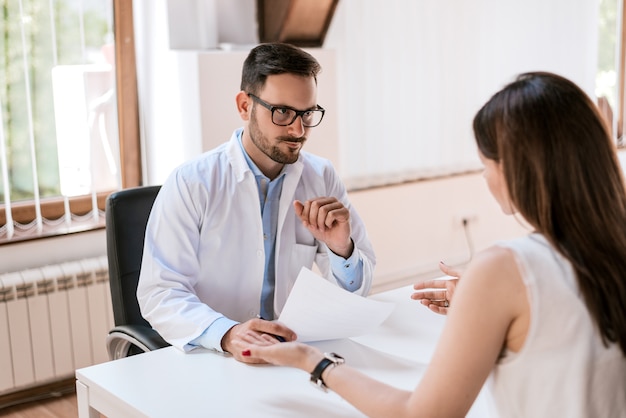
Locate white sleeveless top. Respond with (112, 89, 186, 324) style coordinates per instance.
(489, 234, 626, 417)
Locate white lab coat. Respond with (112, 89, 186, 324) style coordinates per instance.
(137, 129, 376, 350)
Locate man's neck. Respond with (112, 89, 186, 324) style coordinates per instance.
(241, 132, 284, 180)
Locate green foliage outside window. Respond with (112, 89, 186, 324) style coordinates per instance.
(0, 0, 110, 203)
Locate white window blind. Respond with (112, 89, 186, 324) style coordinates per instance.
(0, 0, 120, 242)
(324, 0, 600, 190)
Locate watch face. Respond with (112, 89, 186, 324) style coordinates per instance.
(326, 352, 345, 363)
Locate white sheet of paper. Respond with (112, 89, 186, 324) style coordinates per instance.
(277, 267, 395, 342)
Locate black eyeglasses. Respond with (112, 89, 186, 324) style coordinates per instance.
(247, 93, 325, 128)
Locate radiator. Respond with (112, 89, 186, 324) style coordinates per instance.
(0, 255, 113, 395)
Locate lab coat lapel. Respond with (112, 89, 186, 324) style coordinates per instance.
(273, 158, 304, 314)
(277, 158, 304, 237)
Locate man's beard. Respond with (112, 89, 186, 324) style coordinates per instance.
(248, 110, 306, 165)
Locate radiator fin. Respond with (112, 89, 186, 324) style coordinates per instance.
(0, 255, 113, 395)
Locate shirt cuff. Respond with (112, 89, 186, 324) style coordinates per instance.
(189, 317, 239, 352)
(328, 247, 363, 291)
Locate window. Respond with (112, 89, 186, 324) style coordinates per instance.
(0, 0, 140, 243)
(596, 0, 622, 143)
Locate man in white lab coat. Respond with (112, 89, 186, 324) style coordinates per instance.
(137, 43, 376, 363)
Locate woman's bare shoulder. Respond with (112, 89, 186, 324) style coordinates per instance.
(462, 245, 524, 293)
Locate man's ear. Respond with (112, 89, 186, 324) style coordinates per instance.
(236, 91, 251, 121)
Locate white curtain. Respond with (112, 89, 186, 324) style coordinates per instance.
(325, 0, 599, 189)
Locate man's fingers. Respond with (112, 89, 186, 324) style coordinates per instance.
(309, 198, 337, 228)
(294, 199, 314, 226)
(325, 206, 350, 228)
(253, 318, 297, 342)
(294, 197, 347, 230)
(293, 200, 304, 216)
(239, 330, 275, 344)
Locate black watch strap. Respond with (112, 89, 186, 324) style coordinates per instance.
(310, 352, 344, 391)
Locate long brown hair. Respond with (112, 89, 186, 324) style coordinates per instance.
(473, 71, 626, 355)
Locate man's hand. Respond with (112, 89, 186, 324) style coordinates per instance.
(221, 318, 296, 363)
(294, 197, 353, 258)
(411, 261, 461, 315)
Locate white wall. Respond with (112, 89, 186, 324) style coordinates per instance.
(135, 0, 599, 186)
(326, 0, 599, 188)
(1, 230, 106, 273)
(134, 0, 259, 183)
(350, 174, 530, 292)
(0, 0, 607, 293)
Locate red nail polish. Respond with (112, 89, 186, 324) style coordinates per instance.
(242, 349, 251, 357)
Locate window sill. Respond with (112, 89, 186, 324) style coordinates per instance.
(0, 218, 105, 246)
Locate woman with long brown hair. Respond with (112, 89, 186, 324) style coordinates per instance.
(241, 72, 626, 417)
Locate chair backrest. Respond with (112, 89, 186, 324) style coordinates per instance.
(106, 185, 161, 328)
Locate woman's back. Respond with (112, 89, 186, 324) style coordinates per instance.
(490, 233, 626, 417)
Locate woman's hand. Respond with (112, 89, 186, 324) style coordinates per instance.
(222, 318, 296, 363)
(411, 261, 460, 315)
(241, 341, 324, 374)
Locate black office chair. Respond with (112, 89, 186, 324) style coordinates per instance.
(105, 185, 170, 360)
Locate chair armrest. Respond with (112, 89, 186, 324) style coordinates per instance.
(106, 324, 170, 360)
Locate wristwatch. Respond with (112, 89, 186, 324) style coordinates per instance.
(310, 352, 345, 391)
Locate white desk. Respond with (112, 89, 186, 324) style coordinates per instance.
(76, 286, 495, 417)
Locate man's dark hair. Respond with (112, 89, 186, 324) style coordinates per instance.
(240, 42, 321, 95)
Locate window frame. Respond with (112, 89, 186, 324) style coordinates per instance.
(619, 0, 626, 142)
(0, 0, 140, 243)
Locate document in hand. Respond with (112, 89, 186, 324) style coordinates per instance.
(277, 267, 396, 342)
